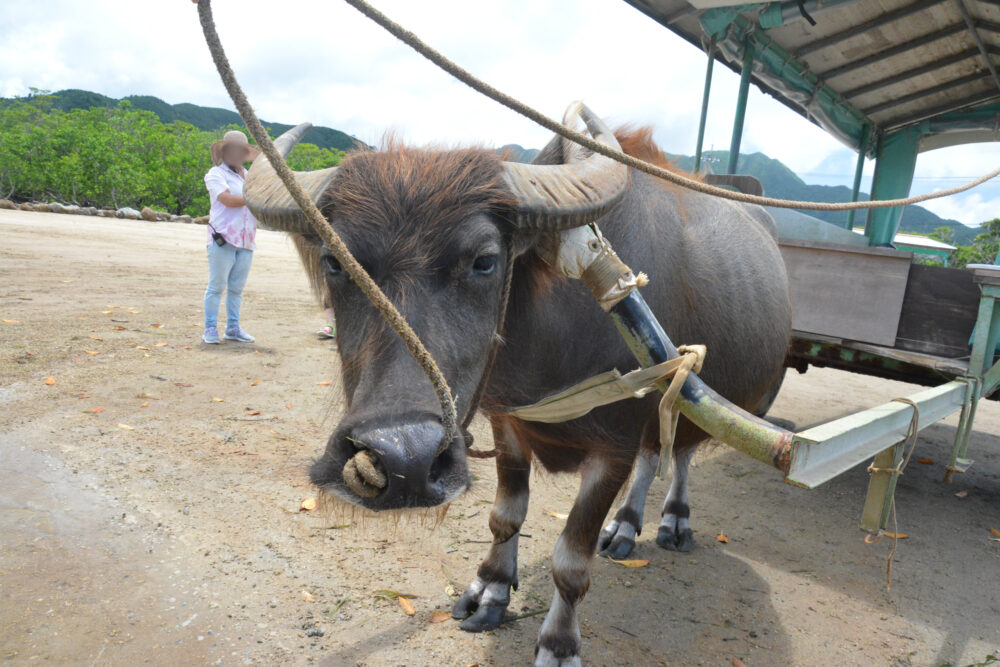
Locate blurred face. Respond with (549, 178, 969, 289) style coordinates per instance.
(222, 144, 248, 167)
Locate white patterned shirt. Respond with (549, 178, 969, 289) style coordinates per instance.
(204, 165, 258, 250)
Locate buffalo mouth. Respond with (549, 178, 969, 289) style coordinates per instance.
(310, 417, 472, 511)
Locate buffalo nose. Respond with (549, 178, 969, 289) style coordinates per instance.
(346, 421, 453, 503)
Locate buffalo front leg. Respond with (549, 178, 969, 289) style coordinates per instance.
(598, 419, 659, 559)
(453, 420, 529, 631)
(535, 456, 631, 667)
(656, 443, 696, 551)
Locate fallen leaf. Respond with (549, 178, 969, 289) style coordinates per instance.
(25, 351, 34, 356)
(179, 345, 191, 350)
(316, 381, 332, 386)
(212, 397, 225, 402)
(991, 528, 1000, 538)
(117, 423, 134, 430)
(428, 610, 451, 623)
(398, 597, 416, 616)
(250, 381, 260, 386)
(300, 497, 317, 512)
(301, 590, 315, 603)
(155, 342, 169, 347)
(89, 336, 103, 341)
(917, 458, 935, 465)
(60, 280, 73, 283)
(733, 659, 747, 667)
(44, 377, 55, 385)
(150, 323, 164, 328)
(174, 382, 193, 388)
(111, 326, 126, 331)
(246, 410, 261, 416)
(140, 402, 149, 408)
(82, 407, 105, 414)
(717, 533, 729, 544)
(106, 305, 118, 309)
(285, 402, 292, 409)
(609, 558, 650, 568)
(543, 508, 568, 520)
(101, 310, 113, 314)
(955, 490, 969, 498)
(884, 532, 908, 539)
(84, 350, 99, 355)
(129, 309, 141, 314)
(2, 319, 20, 324)
(135, 346, 149, 351)
(136, 392, 158, 399)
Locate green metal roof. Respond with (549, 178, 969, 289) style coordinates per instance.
(624, 0, 1000, 154)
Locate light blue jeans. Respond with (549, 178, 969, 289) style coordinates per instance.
(204, 242, 253, 330)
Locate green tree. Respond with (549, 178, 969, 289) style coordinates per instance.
(953, 219, 1000, 268)
(929, 226, 954, 245)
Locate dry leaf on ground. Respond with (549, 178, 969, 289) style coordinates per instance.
(140, 402, 150, 408)
(212, 397, 225, 402)
(155, 342, 168, 347)
(955, 490, 969, 498)
(733, 659, 747, 667)
(285, 402, 292, 409)
(135, 346, 149, 351)
(543, 508, 568, 520)
(246, 410, 261, 416)
(117, 423, 134, 430)
(83, 407, 105, 414)
(111, 326, 125, 331)
(44, 377, 55, 385)
(301, 590, 315, 602)
(2, 319, 19, 324)
(250, 380, 260, 386)
(990, 527, 1000, 538)
(609, 558, 649, 568)
(717, 533, 729, 544)
(428, 610, 451, 623)
(398, 597, 416, 616)
(84, 350, 99, 355)
(151, 323, 164, 328)
(89, 336, 103, 341)
(316, 381, 332, 386)
(300, 497, 317, 512)
(917, 458, 935, 465)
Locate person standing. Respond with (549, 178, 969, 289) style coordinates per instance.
(202, 130, 260, 344)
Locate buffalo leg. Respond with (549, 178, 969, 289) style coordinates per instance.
(656, 443, 696, 552)
(453, 420, 529, 631)
(597, 419, 659, 559)
(535, 456, 631, 667)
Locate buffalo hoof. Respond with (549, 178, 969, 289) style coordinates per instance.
(457, 601, 507, 632)
(656, 525, 694, 552)
(597, 520, 638, 559)
(534, 646, 583, 667)
(452, 581, 511, 632)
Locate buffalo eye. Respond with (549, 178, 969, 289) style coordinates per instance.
(472, 255, 497, 276)
(323, 254, 343, 276)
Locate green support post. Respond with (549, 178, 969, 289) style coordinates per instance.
(864, 126, 920, 246)
(693, 36, 716, 174)
(845, 124, 870, 230)
(727, 39, 755, 175)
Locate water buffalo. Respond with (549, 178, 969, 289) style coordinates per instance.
(243, 103, 791, 667)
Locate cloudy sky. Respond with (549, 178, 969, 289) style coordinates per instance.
(3, 0, 1000, 226)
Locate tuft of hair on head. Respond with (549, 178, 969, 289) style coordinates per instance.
(315, 487, 452, 533)
(614, 125, 702, 180)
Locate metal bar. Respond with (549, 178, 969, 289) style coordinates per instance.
(863, 72, 992, 115)
(955, 0, 1000, 95)
(608, 291, 795, 473)
(694, 36, 716, 174)
(845, 124, 869, 229)
(728, 40, 755, 175)
(795, 0, 944, 57)
(842, 48, 984, 100)
(860, 441, 905, 532)
(786, 380, 969, 488)
(884, 88, 1000, 131)
(818, 23, 967, 81)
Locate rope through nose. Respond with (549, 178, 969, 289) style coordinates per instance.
(343, 450, 387, 498)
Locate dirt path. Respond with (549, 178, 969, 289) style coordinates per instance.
(1, 210, 998, 667)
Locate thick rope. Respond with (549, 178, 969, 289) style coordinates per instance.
(344, 0, 1000, 212)
(196, 1, 458, 456)
(656, 345, 706, 478)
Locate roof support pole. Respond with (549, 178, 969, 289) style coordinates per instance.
(864, 126, 920, 246)
(693, 36, 717, 173)
(846, 123, 871, 229)
(727, 38, 755, 175)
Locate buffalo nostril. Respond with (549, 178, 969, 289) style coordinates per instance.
(342, 449, 387, 498)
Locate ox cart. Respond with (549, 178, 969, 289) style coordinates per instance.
(623, 0, 1000, 532)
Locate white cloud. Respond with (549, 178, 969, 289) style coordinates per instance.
(1, 0, 999, 224)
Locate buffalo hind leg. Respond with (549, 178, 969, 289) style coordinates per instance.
(598, 419, 658, 559)
(656, 442, 696, 551)
(453, 420, 529, 631)
(535, 456, 631, 667)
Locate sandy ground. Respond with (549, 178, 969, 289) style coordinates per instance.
(1, 209, 998, 667)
